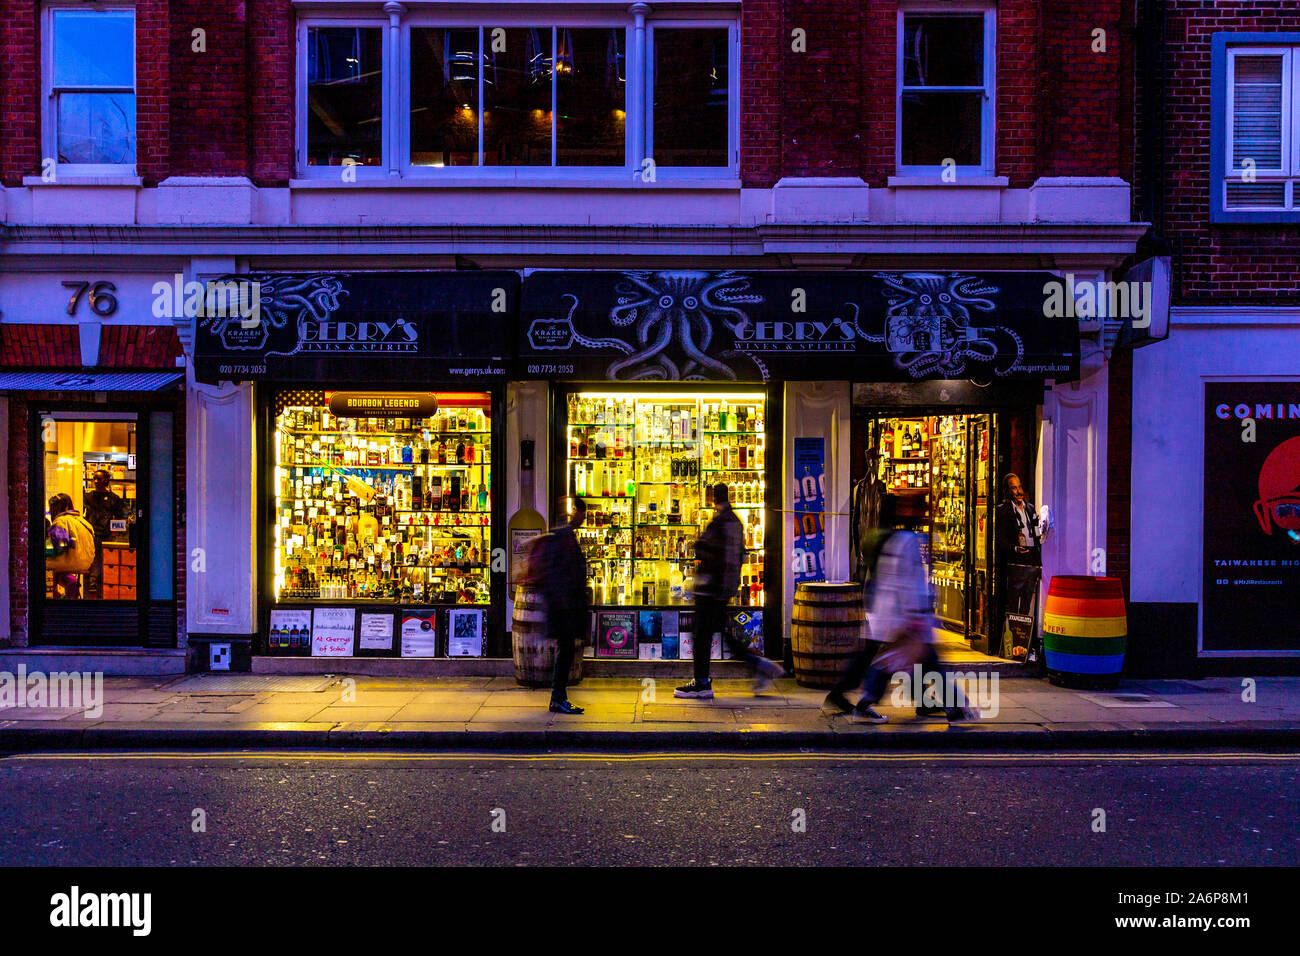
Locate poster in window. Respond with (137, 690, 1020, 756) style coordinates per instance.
(793, 437, 826, 583)
(727, 608, 764, 657)
(1203, 383, 1300, 653)
(400, 608, 439, 657)
(638, 611, 663, 659)
(448, 608, 484, 657)
(358, 612, 395, 651)
(311, 607, 356, 657)
(595, 610, 637, 659)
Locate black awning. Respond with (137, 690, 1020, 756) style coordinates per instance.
(192, 272, 518, 385)
(518, 270, 1078, 383)
(0, 370, 183, 392)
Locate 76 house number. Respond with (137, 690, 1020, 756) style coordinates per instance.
(62, 280, 118, 317)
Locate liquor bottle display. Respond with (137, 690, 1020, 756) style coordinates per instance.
(565, 392, 767, 608)
(272, 394, 492, 605)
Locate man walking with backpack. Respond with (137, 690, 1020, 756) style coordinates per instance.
(533, 496, 588, 715)
(675, 483, 784, 699)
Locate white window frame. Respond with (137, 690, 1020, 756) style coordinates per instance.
(297, 17, 392, 180)
(895, 2, 996, 177)
(296, 5, 740, 182)
(42, 1, 138, 177)
(646, 18, 740, 179)
(1223, 46, 1296, 211)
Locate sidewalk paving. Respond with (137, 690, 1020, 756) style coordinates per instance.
(2, 674, 1300, 751)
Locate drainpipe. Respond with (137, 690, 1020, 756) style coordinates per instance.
(629, 3, 651, 172)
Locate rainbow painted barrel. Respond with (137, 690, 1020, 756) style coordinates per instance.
(1042, 575, 1127, 687)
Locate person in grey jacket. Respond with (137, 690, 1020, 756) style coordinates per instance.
(675, 483, 784, 699)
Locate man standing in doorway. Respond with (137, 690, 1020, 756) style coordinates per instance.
(996, 473, 1043, 665)
(676, 483, 784, 699)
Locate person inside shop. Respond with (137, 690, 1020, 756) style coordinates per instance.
(850, 494, 978, 724)
(84, 469, 126, 599)
(45, 493, 97, 600)
(529, 496, 588, 715)
(996, 473, 1045, 664)
(850, 445, 888, 583)
(995, 473, 1041, 564)
(676, 483, 785, 700)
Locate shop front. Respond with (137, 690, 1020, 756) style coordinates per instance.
(193, 272, 515, 662)
(518, 270, 1077, 667)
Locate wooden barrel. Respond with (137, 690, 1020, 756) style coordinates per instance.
(1042, 575, 1127, 688)
(512, 586, 583, 687)
(791, 582, 866, 688)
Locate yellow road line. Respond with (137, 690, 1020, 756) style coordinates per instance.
(6, 751, 1300, 764)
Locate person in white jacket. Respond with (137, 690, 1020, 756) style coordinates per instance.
(852, 502, 976, 724)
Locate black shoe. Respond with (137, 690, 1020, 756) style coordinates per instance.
(823, 691, 854, 714)
(851, 703, 889, 724)
(674, 679, 714, 699)
(549, 699, 584, 715)
(915, 706, 947, 717)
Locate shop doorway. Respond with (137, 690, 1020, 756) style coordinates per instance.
(853, 412, 1002, 658)
(30, 408, 177, 647)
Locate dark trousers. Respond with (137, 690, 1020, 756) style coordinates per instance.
(693, 597, 759, 683)
(829, 640, 882, 696)
(549, 607, 583, 702)
(860, 644, 966, 713)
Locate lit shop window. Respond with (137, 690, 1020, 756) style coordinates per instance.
(897, 8, 995, 175)
(1219, 46, 1300, 214)
(298, 12, 737, 178)
(272, 394, 492, 605)
(306, 26, 385, 168)
(45, 5, 137, 170)
(564, 392, 766, 608)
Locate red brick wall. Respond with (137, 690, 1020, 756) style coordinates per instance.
(136, 0, 171, 185)
(0, 1, 40, 186)
(0, 326, 80, 367)
(98, 326, 183, 369)
(248, 0, 294, 186)
(1106, 348, 1133, 594)
(1155, 1, 1300, 304)
(739, 0, 1125, 188)
(6, 400, 29, 645)
(170, 2, 248, 177)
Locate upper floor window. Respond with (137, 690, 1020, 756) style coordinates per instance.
(1215, 41, 1300, 219)
(44, 4, 136, 172)
(897, 5, 994, 176)
(298, 10, 738, 180)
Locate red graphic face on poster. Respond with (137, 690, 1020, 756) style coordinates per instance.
(1204, 383, 1300, 654)
(595, 611, 637, 658)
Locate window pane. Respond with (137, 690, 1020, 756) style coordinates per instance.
(42, 418, 138, 603)
(1232, 55, 1284, 169)
(900, 91, 982, 166)
(307, 27, 383, 167)
(556, 28, 626, 166)
(53, 10, 134, 88)
(411, 28, 480, 167)
(56, 92, 136, 164)
(902, 15, 984, 88)
(653, 28, 729, 167)
(483, 27, 553, 166)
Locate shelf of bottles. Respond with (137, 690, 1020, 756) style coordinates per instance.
(565, 391, 767, 608)
(880, 417, 933, 491)
(273, 393, 493, 604)
(929, 415, 968, 624)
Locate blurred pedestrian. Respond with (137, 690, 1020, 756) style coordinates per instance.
(676, 483, 784, 699)
(823, 493, 899, 714)
(534, 496, 587, 715)
(852, 505, 977, 724)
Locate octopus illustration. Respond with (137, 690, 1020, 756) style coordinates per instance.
(201, 274, 346, 357)
(867, 272, 1023, 379)
(602, 271, 767, 381)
